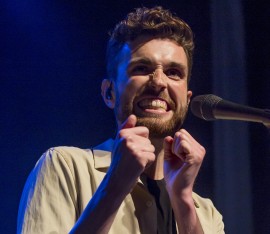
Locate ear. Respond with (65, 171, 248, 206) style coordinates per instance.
(187, 90, 192, 106)
(101, 79, 115, 109)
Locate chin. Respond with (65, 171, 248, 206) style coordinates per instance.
(136, 116, 183, 138)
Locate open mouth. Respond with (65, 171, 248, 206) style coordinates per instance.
(137, 98, 170, 112)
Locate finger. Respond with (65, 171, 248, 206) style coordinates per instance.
(130, 136, 155, 153)
(171, 131, 181, 155)
(120, 115, 137, 129)
(179, 129, 190, 137)
(119, 115, 150, 138)
(137, 151, 156, 168)
(119, 126, 150, 139)
(178, 129, 197, 145)
(143, 141, 155, 153)
(171, 133, 191, 160)
(179, 140, 191, 155)
(163, 136, 173, 160)
(131, 126, 149, 138)
(178, 129, 205, 156)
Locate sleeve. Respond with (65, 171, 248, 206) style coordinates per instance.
(193, 194, 225, 234)
(17, 148, 78, 234)
(209, 199, 225, 234)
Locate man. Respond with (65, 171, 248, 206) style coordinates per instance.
(17, 6, 224, 234)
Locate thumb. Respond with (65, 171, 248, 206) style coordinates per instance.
(120, 114, 137, 130)
(163, 136, 173, 160)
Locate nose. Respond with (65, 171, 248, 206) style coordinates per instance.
(150, 67, 167, 90)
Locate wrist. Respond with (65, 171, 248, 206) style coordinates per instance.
(168, 189, 196, 216)
(170, 193, 200, 233)
(171, 193, 194, 210)
(103, 171, 130, 204)
(166, 184, 193, 200)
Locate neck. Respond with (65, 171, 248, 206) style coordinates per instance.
(143, 138, 165, 180)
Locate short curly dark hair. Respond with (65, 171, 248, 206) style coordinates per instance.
(106, 6, 194, 82)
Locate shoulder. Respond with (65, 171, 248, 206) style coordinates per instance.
(46, 146, 93, 158)
(18, 147, 95, 233)
(41, 138, 114, 168)
(34, 144, 112, 179)
(35, 146, 95, 172)
(26, 146, 97, 186)
(45, 146, 94, 165)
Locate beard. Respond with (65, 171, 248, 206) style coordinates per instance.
(115, 88, 189, 138)
(135, 108, 188, 138)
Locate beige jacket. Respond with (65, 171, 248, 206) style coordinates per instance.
(17, 139, 224, 233)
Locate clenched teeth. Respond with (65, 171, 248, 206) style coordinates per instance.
(138, 99, 168, 110)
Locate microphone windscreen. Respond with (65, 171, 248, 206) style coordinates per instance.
(191, 94, 222, 120)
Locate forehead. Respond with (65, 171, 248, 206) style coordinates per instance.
(123, 37, 188, 66)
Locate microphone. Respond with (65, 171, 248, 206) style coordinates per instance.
(190, 94, 270, 128)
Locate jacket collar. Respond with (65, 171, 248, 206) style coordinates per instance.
(92, 138, 114, 169)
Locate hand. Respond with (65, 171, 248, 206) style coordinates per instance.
(163, 129, 205, 198)
(71, 115, 155, 234)
(109, 115, 155, 193)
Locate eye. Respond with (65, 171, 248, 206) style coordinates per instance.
(165, 69, 183, 80)
(130, 65, 150, 75)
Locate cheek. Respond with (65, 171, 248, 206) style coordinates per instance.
(120, 76, 146, 96)
(170, 83, 189, 107)
(129, 76, 146, 89)
(115, 78, 139, 109)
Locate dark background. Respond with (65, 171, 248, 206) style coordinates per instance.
(1, 0, 269, 233)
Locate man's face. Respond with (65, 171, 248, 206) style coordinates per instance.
(113, 37, 192, 138)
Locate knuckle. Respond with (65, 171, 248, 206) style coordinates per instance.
(174, 131, 181, 138)
(151, 145, 156, 153)
(146, 138, 152, 145)
(143, 126, 149, 134)
(148, 153, 156, 162)
(126, 140, 135, 151)
(118, 129, 127, 138)
(200, 145, 206, 155)
(179, 129, 186, 133)
(120, 136, 134, 150)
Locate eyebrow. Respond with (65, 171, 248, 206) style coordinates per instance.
(167, 62, 187, 71)
(128, 57, 188, 72)
(127, 57, 152, 67)
(128, 58, 187, 69)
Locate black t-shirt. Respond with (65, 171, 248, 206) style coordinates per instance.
(140, 174, 177, 234)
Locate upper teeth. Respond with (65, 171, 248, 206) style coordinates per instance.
(139, 99, 167, 110)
